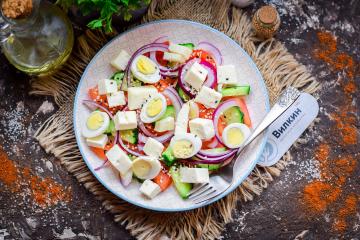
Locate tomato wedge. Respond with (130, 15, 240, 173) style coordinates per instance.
(220, 97, 252, 128)
(153, 170, 172, 191)
(190, 50, 216, 67)
(217, 116, 226, 137)
(198, 103, 215, 120)
(90, 147, 107, 160)
(153, 78, 176, 92)
(155, 41, 170, 66)
(88, 87, 106, 102)
(233, 98, 252, 127)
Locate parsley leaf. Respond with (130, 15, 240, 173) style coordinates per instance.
(56, 0, 150, 32)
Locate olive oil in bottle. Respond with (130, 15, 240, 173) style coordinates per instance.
(0, 0, 74, 75)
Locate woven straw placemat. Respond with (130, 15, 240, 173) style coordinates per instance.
(30, 0, 320, 239)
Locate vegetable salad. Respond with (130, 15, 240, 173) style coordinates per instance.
(81, 37, 252, 200)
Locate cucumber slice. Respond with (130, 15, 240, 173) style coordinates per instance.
(159, 106, 175, 120)
(223, 106, 244, 125)
(104, 120, 116, 135)
(162, 147, 176, 166)
(111, 71, 125, 86)
(131, 78, 143, 87)
(120, 129, 138, 144)
(221, 86, 250, 97)
(201, 147, 227, 154)
(179, 43, 195, 50)
(197, 164, 221, 171)
(169, 166, 192, 199)
(177, 87, 190, 102)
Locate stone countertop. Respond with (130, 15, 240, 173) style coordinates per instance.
(0, 0, 359, 239)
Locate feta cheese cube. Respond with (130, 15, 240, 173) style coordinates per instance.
(139, 180, 162, 199)
(127, 86, 158, 110)
(184, 62, 208, 91)
(175, 102, 190, 135)
(217, 65, 238, 85)
(86, 134, 108, 149)
(195, 86, 222, 108)
(154, 117, 175, 132)
(107, 91, 126, 108)
(98, 79, 118, 95)
(114, 111, 137, 130)
(111, 50, 131, 71)
(168, 42, 192, 59)
(189, 118, 215, 140)
(163, 52, 185, 63)
(180, 167, 209, 183)
(143, 137, 164, 157)
(106, 144, 132, 175)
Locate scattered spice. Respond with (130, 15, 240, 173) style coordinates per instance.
(303, 181, 341, 213)
(331, 112, 357, 145)
(0, 148, 20, 192)
(0, 147, 71, 208)
(314, 143, 331, 180)
(1, 0, 33, 19)
(300, 31, 359, 233)
(332, 194, 358, 232)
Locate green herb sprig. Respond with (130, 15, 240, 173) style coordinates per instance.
(56, 0, 150, 33)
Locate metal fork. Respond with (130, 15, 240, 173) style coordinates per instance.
(187, 87, 301, 204)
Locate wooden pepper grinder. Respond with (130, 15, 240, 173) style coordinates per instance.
(252, 5, 280, 39)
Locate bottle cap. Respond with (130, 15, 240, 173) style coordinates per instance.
(257, 5, 278, 24)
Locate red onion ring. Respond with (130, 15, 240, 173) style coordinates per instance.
(204, 137, 219, 149)
(198, 148, 233, 157)
(122, 43, 169, 90)
(178, 58, 197, 97)
(94, 159, 109, 171)
(82, 100, 114, 119)
(118, 138, 144, 157)
(200, 60, 217, 88)
(164, 86, 183, 104)
(163, 87, 183, 114)
(192, 151, 236, 164)
(149, 51, 181, 75)
(195, 149, 236, 160)
(153, 36, 168, 43)
(212, 99, 240, 144)
(138, 119, 174, 143)
(178, 58, 217, 97)
(137, 143, 145, 152)
(138, 132, 148, 144)
(197, 41, 223, 65)
(138, 120, 157, 137)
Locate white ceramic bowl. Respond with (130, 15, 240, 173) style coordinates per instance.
(74, 20, 269, 212)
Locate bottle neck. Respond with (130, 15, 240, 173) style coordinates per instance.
(0, 0, 41, 41)
(0, 17, 10, 42)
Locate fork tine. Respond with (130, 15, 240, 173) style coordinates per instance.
(187, 183, 208, 198)
(194, 187, 229, 204)
(188, 185, 214, 200)
(192, 188, 217, 203)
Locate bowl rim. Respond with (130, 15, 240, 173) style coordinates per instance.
(73, 19, 270, 212)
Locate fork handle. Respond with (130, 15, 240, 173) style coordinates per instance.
(237, 87, 301, 154)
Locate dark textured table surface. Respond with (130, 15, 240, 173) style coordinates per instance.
(0, 1, 359, 239)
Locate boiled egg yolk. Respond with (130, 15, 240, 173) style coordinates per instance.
(86, 112, 104, 130)
(146, 98, 163, 117)
(172, 140, 194, 158)
(137, 56, 156, 75)
(226, 128, 244, 146)
(132, 159, 151, 178)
